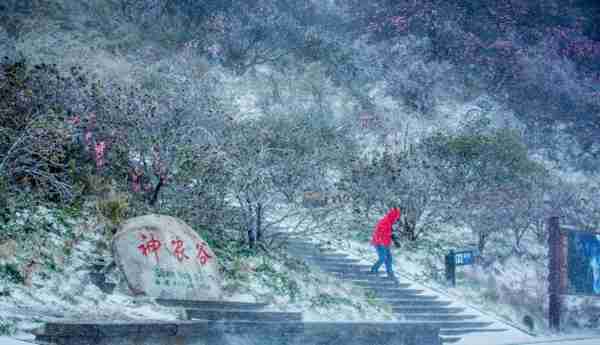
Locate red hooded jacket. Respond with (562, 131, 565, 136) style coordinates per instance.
(370, 208, 401, 247)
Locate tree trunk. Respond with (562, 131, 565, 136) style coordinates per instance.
(402, 213, 418, 241)
(256, 202, 262, 242)
(245, 196, 256, 249)
(248, 223, 256, 249)
(478, 231, 487, 255)
(149, 177, 164, 206)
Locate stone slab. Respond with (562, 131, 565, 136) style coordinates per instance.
(439, 328, 509, 336)
(0, 337, 37, 345)
(358, 284, 414, 290)
(440, 336, 462, 343)
(36, 320, 442, 345)
(403, 314, 479, 321)
(156, 299, 267, 310)
(394, 307, 466, 314)
(419, 321, 494, 329)
(185, 309, 302, 321)
(111, 214, 222, 300)
(386, 300, 453, 307)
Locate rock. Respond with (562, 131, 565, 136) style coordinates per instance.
(0, 239, 17, 261)
(112, 214, 222, 300)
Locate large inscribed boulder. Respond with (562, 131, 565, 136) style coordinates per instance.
(112, 214, 222, 300)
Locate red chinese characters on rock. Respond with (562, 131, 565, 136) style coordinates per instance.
(171, 237, 190, 263)
(138, 233, 162, 264)
(137, 233, 213, 266)
(196, 242, 213, 265)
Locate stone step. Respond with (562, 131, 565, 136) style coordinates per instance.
(358, 283, 413, 291)
(402, 314, 479, 322)
(285, 242, 320, 248)
(330, 271, 397, 280)
(393, 307, 466, 314)
(305, 253, 351, 260)
(316, 263, 373, 269)
(351, 280, 404, 288)
(286, 241, 336, 251)
(301, 257, 361, 264)
(322, 268, 408, 280)
(419, 321, 494, 329)
(286, 245, 326, 254)
(439, 328, 508, 336)
(186, 309, 302, 322)
(376, 295, 441, 303)
(156, 299, 268, 310)
(440, 336, 462, 343)
(329, 270, 406, 279)
(369, 289, 426, 298)
(35, 320, 443, 345)
(285, 240, 322, 247)
(385, 299, 452, 307)
(317, 264, 375, 273)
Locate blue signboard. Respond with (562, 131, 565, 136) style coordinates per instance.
(446, 249, 478, 287)
(453, 250, 476, 266)
(567, 230, 600, 295)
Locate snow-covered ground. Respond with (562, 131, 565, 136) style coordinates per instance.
(0, 205, 397, 339)
(2, 201, 600, 343)
(0, 207, 184, 337)
(269, 203, 600, 344)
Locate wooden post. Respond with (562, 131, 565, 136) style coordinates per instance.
(446, 250, 456, 287)
(548, 216, 562, 332)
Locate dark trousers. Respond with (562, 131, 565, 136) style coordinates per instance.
(371, 245, 393, 276)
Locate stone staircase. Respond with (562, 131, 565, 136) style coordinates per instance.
(34, 293, 443, 345)
(30, 235, 514, 345)
(34, 299, 442, 345)
(285, 239, 509, 344)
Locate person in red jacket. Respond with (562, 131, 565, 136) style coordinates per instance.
(370, 207, 402, 279)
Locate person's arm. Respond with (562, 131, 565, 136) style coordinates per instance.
(391, 220, 401, 247)
(391, 232, 401, 248)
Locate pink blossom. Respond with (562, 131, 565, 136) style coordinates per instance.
(130, 168, 142, 193)
(132, 181, 141, 193)
(95, 141, 106, 169)
(389, 15, 408, 31)
(68, 115, 80, 125)
(84, 130, 93, 146)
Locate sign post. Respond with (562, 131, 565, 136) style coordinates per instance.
(548, 216, 562, 332)
(445, 250, 456, 287)
(544, 216, 600, 333)
(445, 249, 477, 287)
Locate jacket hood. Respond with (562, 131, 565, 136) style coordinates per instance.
(383, 208, 401, 224)
(390, 208, 401, 222)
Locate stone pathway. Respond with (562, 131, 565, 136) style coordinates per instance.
(285, 238, 513, 344)
(33, 293, 444, 345)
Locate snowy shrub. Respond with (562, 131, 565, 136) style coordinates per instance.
(310, 293, 354, 309)
(0, 59, 113, 204)
(95, 191, 130, 233)
(0, 317, 16, 336)
(481, 274, 500, 303)
(256, 259, 301, 302)
(563, 297, 600, 330)
(0, 264, 23, 284)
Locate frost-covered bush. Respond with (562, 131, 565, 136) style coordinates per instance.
(0, 59, 121, 204)
(0, 317, 16, 336)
